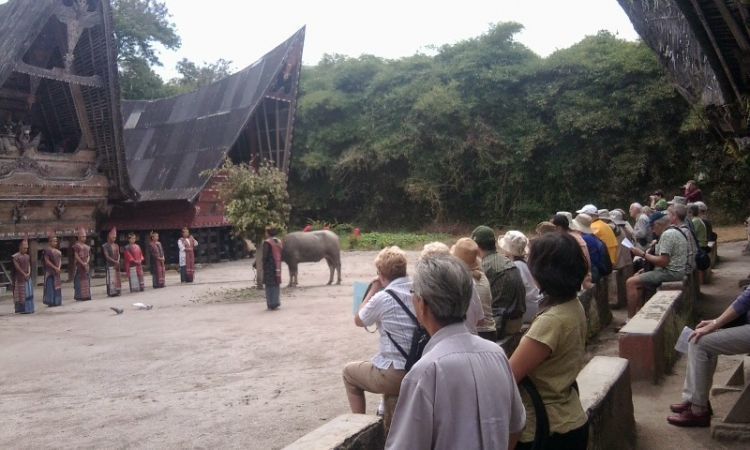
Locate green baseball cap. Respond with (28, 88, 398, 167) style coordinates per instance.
(471, 225, 496, 248)
(655, 199, 668, 211)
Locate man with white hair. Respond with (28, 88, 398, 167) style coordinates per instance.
(630, 202, 651, 249)
(386, 254, 525, 449)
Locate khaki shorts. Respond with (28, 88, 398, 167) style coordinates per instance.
(638, 269, 683, 288)
(342, 361, 406, 397)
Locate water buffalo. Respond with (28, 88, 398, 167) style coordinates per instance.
(282, 230, 342, 287)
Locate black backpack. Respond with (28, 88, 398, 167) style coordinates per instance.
(673, 226, 711, 271)
(384, 289, 429, 372)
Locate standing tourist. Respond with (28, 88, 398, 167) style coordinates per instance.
(42, 234, 63, 307)
(386, 254, 526, 449)
(262, 227, 283, 310)
(451, 237, 496, 341)
(149, 231, 166, 288)
(684, 180, 703, 203)
(12, 239, 34, 314)
(124, 232, 145, 292)
(342, 246, 414, 428)
(471, 225, 526, 337)
(498, 230, 542, 323)
(102, 227, 121, 297)
(510, 232, 589, 450)
(73, 228, 92, 301)
(178, 227, 197, 283)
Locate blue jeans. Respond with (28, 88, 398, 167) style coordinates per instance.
(265, 285, 280, 309)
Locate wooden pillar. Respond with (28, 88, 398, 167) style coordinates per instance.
(29, 239, 39, 287)
(66, 238, 75, 282)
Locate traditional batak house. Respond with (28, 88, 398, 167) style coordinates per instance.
(0, 0, 134, 289)
(107, 27, 305, 265)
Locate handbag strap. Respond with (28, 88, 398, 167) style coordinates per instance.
(384, 288, 417, 361)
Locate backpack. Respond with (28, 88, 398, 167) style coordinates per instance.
(673, 226, 710, 272)
(384, 289, 429, 372)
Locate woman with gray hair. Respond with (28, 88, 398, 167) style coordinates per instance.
(386, 254, 525, 450)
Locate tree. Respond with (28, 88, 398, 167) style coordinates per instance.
(166, 58, 233, 94)
(112, 0, 181, 99)
(205, 160, 291, 286)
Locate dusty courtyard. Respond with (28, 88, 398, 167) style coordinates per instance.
(3, 242, 750, 449)
(0, 251, 407, 449)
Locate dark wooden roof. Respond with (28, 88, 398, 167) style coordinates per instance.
(618, 0, 750, 137)
(0, 0, 135, 199)
(122, 27, 305, 202)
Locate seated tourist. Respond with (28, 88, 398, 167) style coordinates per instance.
(570, 214, 608, 283)
(630, 202, 651, 249)
(671, 203, 697, 274)
(610, 209, 635, 270)
(650, 189, 668, 211)
(509, 232, 589, 450)
(667, 287, 750, 427)
(343, 246, 414, 425)
(694, 201, 716, 242)
(688, 203, 708, 251)
(498, 230, 542, 323)
(471, 226, 526, 337)
(626, 212, 688, 317)
(553, 214, 593, 290)
(386, 254, 526, 449)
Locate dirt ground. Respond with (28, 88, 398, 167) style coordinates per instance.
(2, 240, 750, 449)
(0, 251, 421, 449)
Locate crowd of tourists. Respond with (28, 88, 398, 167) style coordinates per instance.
(343, 179, 748, 448)
(10, 226, 199, 314)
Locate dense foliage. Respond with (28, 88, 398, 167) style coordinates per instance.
(290, 24, 744, 228)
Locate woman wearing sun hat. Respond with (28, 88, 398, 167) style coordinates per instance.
(499, 231, 542, 323)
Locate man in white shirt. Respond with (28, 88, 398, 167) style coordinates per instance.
(342, 246, 415, 425)
(386, 254, 526, 450)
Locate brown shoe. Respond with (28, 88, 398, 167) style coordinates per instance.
(669, 402, 691, 414)
(669, 401, 712, 415)
(667, 409, 711, 427)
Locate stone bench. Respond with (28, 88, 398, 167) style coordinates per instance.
(611, 265, 633, 310)
(704, 241, 717, 283)
(577, 356, 636, 450)
(657, 272, 698, 322)
(579, 280, 613, 341)
(618, 290, 684, 382)
(283, 414, 384, 450)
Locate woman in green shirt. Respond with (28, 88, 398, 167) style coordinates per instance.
(689, 203, 708, 249)
(510, 232, 589, 450)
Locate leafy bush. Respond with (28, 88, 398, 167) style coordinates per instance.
(348, 232, 451, 251)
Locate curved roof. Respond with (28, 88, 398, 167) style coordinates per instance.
(0, 0, 135, 199)
(122, 27, 305, 202)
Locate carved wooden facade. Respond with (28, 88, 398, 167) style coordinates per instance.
(0, 0, 133, 243)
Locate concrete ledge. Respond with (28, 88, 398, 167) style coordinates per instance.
(618, 290, 683, 382)
(579, 280, 613, 342)
(283, 414, 384, 450)
(578, 356, 635, 450)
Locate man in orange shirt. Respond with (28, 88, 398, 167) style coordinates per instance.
(577, 204, 618, 265)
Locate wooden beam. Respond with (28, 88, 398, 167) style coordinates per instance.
(688, 0, 744, 103)
(275, 98, 281, 169)
(68, 84, 96, 149)
(254, 113, 264, 161)
(712, 0, 750, 51)
(283, 102, 294, 173)
(13, 62, 103, 88)
(261, 100, 273, 163)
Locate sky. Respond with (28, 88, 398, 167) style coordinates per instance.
(151, 0, 640, 80)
